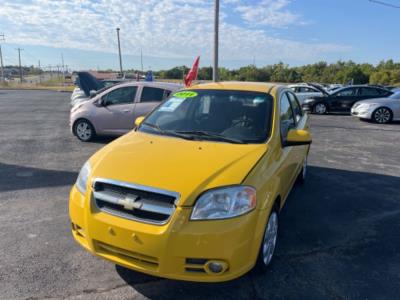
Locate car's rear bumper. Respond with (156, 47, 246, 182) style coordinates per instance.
(69, 186, 267, 282)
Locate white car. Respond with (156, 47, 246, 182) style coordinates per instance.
(288, 84, 323, 104)
(351, 92, 400, 124)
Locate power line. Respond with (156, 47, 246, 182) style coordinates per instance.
(369, 0, 400, 8)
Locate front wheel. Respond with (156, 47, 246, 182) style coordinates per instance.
(74, 119, 96, 142)
(372, 107, 392, 124)
(255, 208, 279, 272)
(314, 103, 327, 115)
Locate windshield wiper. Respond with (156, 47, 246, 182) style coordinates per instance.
(176, 130, 246, 144)
(141, 122, 194, 140)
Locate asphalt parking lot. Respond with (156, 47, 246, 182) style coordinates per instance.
(0, 89, 399, 300)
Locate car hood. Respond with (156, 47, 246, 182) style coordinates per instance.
(354, 97, 392, 105)
(77, 72, 105, 96)
(89, 131, 268, 206)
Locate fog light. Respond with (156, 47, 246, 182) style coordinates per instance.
(209, 262, 223, 273)
(205, 260, 228, 275)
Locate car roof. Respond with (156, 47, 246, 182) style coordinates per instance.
(115, 81, 183, 89)
(189, 81, 278, 93)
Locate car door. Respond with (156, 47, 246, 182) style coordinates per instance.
(94, 85, 138, 135)
(276, 92, 299, 202)
(134, 86, 172, 121)
(330, 87, 358, 111)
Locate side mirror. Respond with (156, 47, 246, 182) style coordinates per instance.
(135, 116, 145, 127)
(284, 129, 312, 147)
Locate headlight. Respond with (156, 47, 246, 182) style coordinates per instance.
(76, 161, 91, 194)
(357, 103, 378, 110)
(303, 99, 314, 103)
(191, 186, 256, 220)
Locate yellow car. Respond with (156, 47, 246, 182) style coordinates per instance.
(69, 82, 311, 282)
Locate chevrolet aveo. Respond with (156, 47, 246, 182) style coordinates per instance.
(69, 82, 312, 282)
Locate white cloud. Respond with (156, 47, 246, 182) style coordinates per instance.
(0, 0, 350, 66)
(235, 0, 301, 28)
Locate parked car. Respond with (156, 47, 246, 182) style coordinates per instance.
(391, 87, 400, 93)
(70, 81, 182, 141)
(302, 85, 393, 114)
(71, 72, 129, 107)
(288, 84, 323, 104)
(69, 82, 312, 282)
(351, 91, 400, 123)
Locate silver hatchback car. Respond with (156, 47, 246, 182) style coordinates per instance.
(70, 81, 182, 141)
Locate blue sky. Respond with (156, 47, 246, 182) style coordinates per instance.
(0, 0, 399, 71)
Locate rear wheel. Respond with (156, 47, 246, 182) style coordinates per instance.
(372, 107, 392, 124)
(74, 119, 96, 142)
(255, 206, 279, 272)
(314, 103, 327, 115)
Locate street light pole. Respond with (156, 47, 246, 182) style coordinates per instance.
(0, 34, 4, 83)
(116, 28, 123, 75)
(213, 0, 220, 82)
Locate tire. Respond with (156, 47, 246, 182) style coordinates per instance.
(297, 156, 308, 184)
(372, 107, 392, 124)
(74, 119, 96, 142)
(313, 103, 327, 115)
(254, 205, 279, 273)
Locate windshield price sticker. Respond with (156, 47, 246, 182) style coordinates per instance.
(173, 91, 198, 98)
(159, 97, 186, 112)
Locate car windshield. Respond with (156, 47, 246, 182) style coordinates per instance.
(138, 89, 274, 144)
(389, 92, 400, 100)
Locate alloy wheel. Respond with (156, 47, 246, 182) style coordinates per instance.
(262, 211, 278, 266)
(76, 121, 93, 141)
(314, 103, 327, 114)
(374, 108, 391, 124)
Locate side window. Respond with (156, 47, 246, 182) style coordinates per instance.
(360, 87, 380, 97)
(280, 93, 296, 141)
(336, 88, 356, 97)
(103, 86, 137, 106)
(140, 87, 168, 102)
(287, 92, 303, 123)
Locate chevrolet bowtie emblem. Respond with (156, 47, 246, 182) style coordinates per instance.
(120, 195, 142, 210)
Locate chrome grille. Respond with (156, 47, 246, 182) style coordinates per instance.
(92, 178, 179, 225)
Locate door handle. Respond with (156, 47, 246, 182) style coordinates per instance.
(123, 110, 131, 113)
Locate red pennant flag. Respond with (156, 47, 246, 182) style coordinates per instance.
(184, 56, 200, 87)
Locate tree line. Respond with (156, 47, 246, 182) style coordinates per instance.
(154, 60, 400, 86)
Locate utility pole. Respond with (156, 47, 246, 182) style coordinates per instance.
(116, 28, 123, 75)
(0, 34, 5, 83)
(16, 48, 24, 83)
(38, 60, 41, 84)
(56, 65, 60, 80)
(61, 54, 65, 86)
(140, 48, 144, 74)
(213, 0, 220, 82)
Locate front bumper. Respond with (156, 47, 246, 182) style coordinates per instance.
(350, 108, 373, 119)
(69, 186, 267, 282)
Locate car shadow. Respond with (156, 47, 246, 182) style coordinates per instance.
(114, 166, 400, 299)
(0, 162, 78, 192)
